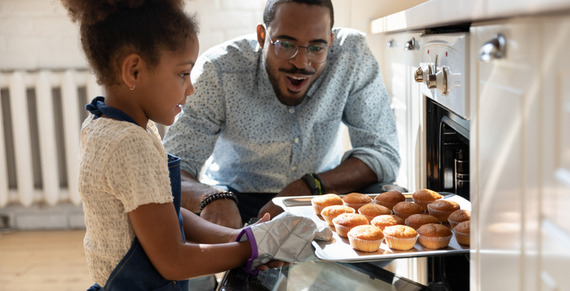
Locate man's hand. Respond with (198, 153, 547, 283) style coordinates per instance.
(257, 179, 310, 219)
(257, 201, 284, 220)
(200, 199, 243, 229)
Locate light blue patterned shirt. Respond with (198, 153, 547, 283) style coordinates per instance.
(163, 28, 400, 193)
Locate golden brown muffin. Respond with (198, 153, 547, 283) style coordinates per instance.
(332, 213, 369, 237)
(417, 223, 452, 249)
(393, 201, 425, 219)
(371, 215, 405, 230)
(342, 193, 373, 211)
(321, 205, 355, 226)
(347, 225, 384, 252)
(311, 194, 343, 216)
(453, 220, 470, 246)
(405, 214, 441, 230)
(427, 199, 460, 222)
(447, 209, 471, 229)
(412, 189, 443, 211)
(383, 225, 418, 251)
(373, 190, 406, 210)
(358, 203, 392, 222)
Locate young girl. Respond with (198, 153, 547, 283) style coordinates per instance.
(61, 1, 330, 290)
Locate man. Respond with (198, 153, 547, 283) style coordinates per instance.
(163, 0, 400, 229)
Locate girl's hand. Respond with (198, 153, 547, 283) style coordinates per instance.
(251, 213, 290, 271)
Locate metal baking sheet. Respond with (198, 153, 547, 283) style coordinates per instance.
(273, 193, 470, 263)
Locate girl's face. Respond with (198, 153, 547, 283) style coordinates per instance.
(139, 34, 199, 126)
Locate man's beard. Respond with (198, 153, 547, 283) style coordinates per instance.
(266, 65, 316, 106)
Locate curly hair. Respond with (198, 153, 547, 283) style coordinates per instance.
(263, 0, 334, 29)
(61, 0, 199, 86)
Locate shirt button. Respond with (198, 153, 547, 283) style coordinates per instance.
(294, 137, 299, 144)
(289, 108, 295, 114)
(291, 166, 297, 171)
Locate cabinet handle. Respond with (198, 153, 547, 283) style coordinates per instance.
(404, 38, 416, 50)
(479, 34, 507, 62)
(386, 39, 394, 49)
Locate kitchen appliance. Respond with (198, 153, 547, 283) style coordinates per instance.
(414, 28, 470, 290)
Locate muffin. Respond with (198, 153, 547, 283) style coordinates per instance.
(321, 205, 355, 226)
(393, 201, 424, 219)
(332, 213, 369, 237)
(412, 189, 443, 211)
(347, 225, 384, 252)
(453, 220, 470, 246)
(427, 199, 460, 222)
(383, 225, 418, 251)
(342, 193, 373, 211)
(371, 215, 404, 230)
(417, 223, 452, 249)
(374, 190, 406, 210)
(448, 209, 471, 229)
(358, 203, 392, 222)
(405, 214, 441, 230)
(311, 194, 343, 216)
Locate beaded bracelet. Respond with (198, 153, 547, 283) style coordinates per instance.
(199, 191, 238, 212)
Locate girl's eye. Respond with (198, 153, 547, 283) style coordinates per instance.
(179, 72, 190, 80)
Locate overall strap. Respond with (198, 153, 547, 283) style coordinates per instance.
(86, 96, 139, 126)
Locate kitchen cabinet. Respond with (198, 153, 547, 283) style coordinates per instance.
(539, 14, 570, 291)
(370, 31, 424, 192)
(471, 15, 570, 291)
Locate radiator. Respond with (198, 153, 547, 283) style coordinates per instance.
(0, 70, 102, 208)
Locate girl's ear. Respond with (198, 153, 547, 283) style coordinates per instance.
(256, 24, 266, 49)
(121, 54, 141, 90)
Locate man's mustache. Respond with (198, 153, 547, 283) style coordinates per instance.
(279, 67, 315, 76)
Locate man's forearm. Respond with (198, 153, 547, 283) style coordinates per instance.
(317, 157, 377, 194)
(180, 170, 227, 213)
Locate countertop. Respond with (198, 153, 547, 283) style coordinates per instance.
(371, 0, 570, 33)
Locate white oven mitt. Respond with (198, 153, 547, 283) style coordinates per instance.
(235, 212, 332, 274)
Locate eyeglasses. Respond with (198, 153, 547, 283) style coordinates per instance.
(266, 33, 329, 63)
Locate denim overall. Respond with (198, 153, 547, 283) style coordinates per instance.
(86, 97, 189, 291)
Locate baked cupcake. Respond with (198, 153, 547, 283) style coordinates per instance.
(321, 205, 355, 226)
(383, 225, 418, 251)
(332, 213, 369, 237)
(393, 201, 424, 219)
(311, 194, 343, 216)
(453, 220, 470, 246)
(347, 225, 384, 252)
(417, 223, 452, 249)
(358, 203, 392, 222)
(374, 190, 406, 210)
(405, 213, 441, 230)
(342, 193, 372, 211)
(427, 199, 460, 222)
(448, 209, 471, 229)
(412, 189, 442, 211)
(371, 215, 404, 230)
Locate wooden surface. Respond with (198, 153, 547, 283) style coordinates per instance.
(0, 230, 91, 291)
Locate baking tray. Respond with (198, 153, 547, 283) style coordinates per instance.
(273, 193, 470, 263)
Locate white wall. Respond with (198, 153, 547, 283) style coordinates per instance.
(0, 0, 425, 71)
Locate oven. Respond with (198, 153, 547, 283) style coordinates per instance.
(414, 28, 471, 290)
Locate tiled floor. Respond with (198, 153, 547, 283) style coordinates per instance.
(0, 229, 91, 291)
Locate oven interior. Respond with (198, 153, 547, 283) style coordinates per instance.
(425, 97, 470, 291)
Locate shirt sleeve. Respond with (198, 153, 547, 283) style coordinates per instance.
(340, 31, 401, 183)
(163, 57, 225, 178)
(105, 130, 173, 213)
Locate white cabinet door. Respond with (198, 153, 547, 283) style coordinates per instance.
(539, 15, 570, 291)
(470, 18, 542, 291)
(372, 31, 423, 191)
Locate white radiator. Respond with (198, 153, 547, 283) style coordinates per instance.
(0, 70, 102, 208)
